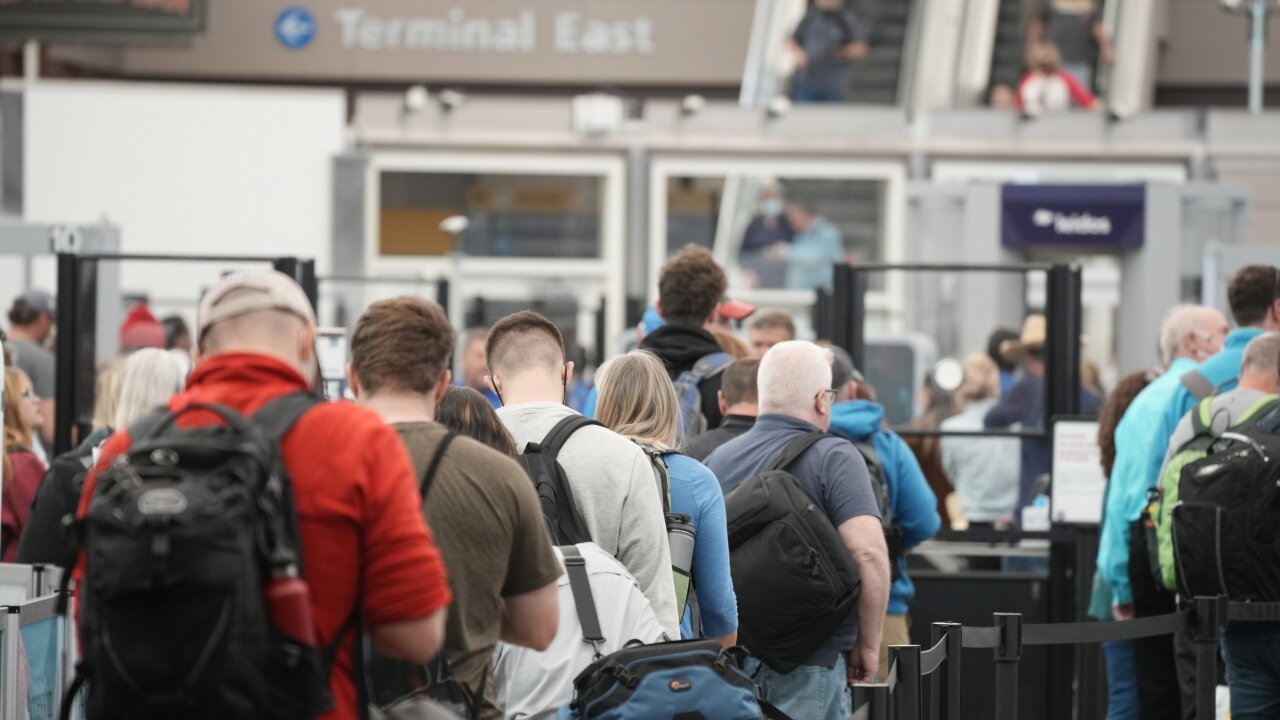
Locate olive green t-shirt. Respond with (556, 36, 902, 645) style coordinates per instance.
(395, 422, 562, 720)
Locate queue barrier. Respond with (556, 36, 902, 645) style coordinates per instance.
(0, 563, 77, 720)
(851, 595, 1280, 720)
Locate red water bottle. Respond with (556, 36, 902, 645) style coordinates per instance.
(264, 564, 317, 646)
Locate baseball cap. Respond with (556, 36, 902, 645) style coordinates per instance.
(717, 298, 757, 322)
(197, 270, 316, 344)
(10, 289, 55, 320)
(828, 344, 866, 390)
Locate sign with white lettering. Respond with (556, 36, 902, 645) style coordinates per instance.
(99, 0, 753, 86)
(1001, 184, 1146, 249)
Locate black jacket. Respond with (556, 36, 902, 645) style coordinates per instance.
(682, 415, 757, 461)
(641, 324, 727, 430)
(17, 441, 96, 566)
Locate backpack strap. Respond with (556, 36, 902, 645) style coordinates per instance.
(766, 431, 828, 473)
(251, 392, 323, 444)
(538, 414, 600, 458)
(851, 438, 892, 526)
(1180, 370, 1217, 402)
(635, 443, 673, 514)
(562, 545, 606, 661)
(1191, 397, 1214, 437)
(1237, 394, 1280, 425)
(419, 431, 458, 499)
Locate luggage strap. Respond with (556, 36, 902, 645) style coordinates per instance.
(1180, 370, 1216, 402)
(767, 431, 829, 473)
(562, 545, 606, 661)
(1228, 601, 1280, 623)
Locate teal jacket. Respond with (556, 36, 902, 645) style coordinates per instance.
(829, 400, 941, 615)
(1096, 357, 1198, 606)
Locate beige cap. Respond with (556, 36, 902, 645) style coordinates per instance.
(197, 270, 316, 343)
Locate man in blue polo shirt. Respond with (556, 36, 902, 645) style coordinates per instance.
(705, 341, 889, 720)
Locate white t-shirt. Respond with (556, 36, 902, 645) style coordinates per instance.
(492, 543, 667, 720)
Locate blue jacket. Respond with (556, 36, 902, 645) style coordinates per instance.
(1156, 328, 1264, 443)
(1096, 357, 1199, 606)
(829, 400, 941, 615)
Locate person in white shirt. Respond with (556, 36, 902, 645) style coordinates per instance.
(492, 543, 667, 720)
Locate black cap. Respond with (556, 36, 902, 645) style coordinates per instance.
(829, 345, 865, 390)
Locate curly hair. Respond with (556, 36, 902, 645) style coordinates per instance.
(658, 245, 727, 327)
(1097, 370, 1154, 478)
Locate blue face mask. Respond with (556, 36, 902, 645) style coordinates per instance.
(761, 199, 784, 217)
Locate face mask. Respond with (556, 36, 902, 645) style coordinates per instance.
(761, 199, 784, 218)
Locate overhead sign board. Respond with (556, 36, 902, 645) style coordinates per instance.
(99, 0, 754, 86)
(1001, 184, 1146, 249)
(0, 0, 206, 37)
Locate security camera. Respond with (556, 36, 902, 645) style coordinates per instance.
(437, 89, 467, 113)
(403, 85, 429, 114)
(680, 94, 706, 116)
(765, 96, 792, 119)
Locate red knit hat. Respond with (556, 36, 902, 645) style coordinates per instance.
(120, 304, 166, 350)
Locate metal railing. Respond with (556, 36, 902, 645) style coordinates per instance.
(851, 595, 1278, 720)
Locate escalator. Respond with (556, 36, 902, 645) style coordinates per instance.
(988, 0, 1028, 95)
(848, 0, 915, 105)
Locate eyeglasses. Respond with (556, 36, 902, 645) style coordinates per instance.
(818, 389, 837, 404)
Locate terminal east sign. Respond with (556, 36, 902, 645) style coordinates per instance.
(109, 0, 755, 86)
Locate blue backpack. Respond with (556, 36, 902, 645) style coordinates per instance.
(673, 352, 733, 445)
(555, 546, 790, 720)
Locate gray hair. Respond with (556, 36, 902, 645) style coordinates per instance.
(1159, 304, 1213, 366)
(758, 341, 833, 416)
(114, 348, 187, 430)
(1242, 332, 1280, 378)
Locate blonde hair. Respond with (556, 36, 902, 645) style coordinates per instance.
(958, 353, 1000, 404)
(114, 349, 187, 430)
(1031, 42, 1063, 74)
(594, 350, 680, 451)
(713, 328, 751, 359)
(3, 367, 35, 450)
(92, 357, 127, 432)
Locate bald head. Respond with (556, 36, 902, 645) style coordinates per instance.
(759, 341, 834, 429)
(1160, 304, 1229, 366)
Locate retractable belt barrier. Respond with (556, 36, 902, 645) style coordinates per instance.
(851, 596, 1280, 720)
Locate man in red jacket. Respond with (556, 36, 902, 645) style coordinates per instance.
(78, 270, 451, 720)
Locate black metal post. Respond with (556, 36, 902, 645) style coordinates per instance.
(813, 287, 832, 342)
(993, 613, 1023, 720)
(54, 253, 80, 456)
(272, 257, 318, 313)
(436, 277, 451, 315)
(1045, 264, 1083, 420)
(891, 645, 922, 720)
(852, 684, 891, 720)
(831, 264, 867, 372)
(594, 302, 606, 368)
(933, 622, 962, 720)
(1193, 596, 1224, 720)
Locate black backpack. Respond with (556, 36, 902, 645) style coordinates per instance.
(845, 437, 904, 582)
(518, 415, 597, 545)
(1172, 425, 1280, 602)
(62, 393, 351, 720)
(723, 432, 861, 673)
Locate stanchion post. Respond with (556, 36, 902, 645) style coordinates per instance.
(1193, 596, 1224, 720)
(435, 277, 451, 316)
(933, 622, 963, 720)
(54, 253, 81, 456)
(993, 613, 1022, 720)
(852, 684, 891, 720)
(890, 645, 922, 720)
